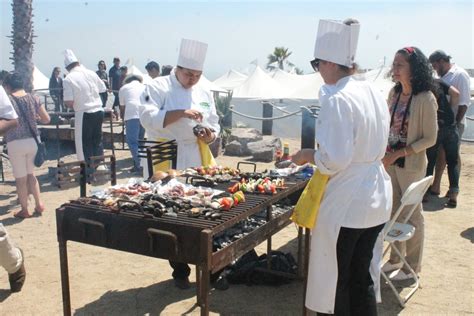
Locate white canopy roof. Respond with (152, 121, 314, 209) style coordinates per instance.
(360, 66, 393, 97)
(232, 66, 289, 99)
(33, 66, 50, 95)
(213, 69, 247, 91)
(199, 75, 227, 93)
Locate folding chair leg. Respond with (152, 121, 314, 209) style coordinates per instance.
(385, 244, 420, 307)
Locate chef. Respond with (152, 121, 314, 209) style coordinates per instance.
(291, 19, 392, 314)
(139, 38, 220, 289)
(139, 38, 220, 175)
(62, 49, 107, 163)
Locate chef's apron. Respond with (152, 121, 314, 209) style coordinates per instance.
(74, 111, 85, 161)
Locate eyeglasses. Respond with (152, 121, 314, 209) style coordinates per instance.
(310, 58, 320, 71)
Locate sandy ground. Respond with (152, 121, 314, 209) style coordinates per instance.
(0, 139, 472, 315)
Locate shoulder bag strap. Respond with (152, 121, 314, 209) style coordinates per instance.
(11, 95, 41, 146)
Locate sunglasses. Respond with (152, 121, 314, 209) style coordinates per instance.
(310, 58, 320, 71)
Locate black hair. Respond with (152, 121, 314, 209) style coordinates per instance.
(4, 72, 24, 91)
(98, 60, 107, 70)
(50, 66, 61, 79)
(120, 66, 128, 72)
(66, 62, 79, 72)
(145, 61, 160, 72)
(0, 70, 10, 84)
(113, 57, 120, 62)
(393, 47, 435, 95)
(124, 75, 142, 84)
(162, 65, 173, 76)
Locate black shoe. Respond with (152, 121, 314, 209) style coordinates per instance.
(174, 277, 190, 289)
(212, 275, 229, 291)
(9, 248, 26, 293)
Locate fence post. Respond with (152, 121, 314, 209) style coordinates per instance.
(301, 106, 316, 149)
(262, 101, 273, 135)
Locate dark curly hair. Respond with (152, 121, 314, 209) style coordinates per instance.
(392, 46, 435, 95)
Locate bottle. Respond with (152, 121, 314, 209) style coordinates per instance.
(275, 148, 282, 162)
(282, 143, 290, 160)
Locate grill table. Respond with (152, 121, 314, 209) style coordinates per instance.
(56, 176, 308, 315)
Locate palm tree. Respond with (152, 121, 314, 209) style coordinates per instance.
(10, 0, 35, 92)
(266, 47, 293, 71)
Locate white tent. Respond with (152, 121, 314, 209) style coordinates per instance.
(232, 66, 289, 99)
(213, 69, 248, 91)
(274, 71, 324, 100)
(360, 66, 393, 97)
(199, 75, 227, 93)
(33, 66, 50, 95)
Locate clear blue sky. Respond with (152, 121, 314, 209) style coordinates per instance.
(1, 0, 473, 79)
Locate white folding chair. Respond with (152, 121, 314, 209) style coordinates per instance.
(381, 175, 433, 307)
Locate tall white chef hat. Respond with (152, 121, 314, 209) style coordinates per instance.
(177, 39, 208, 71)
(63, 49, 79, 68)
(313, 18, 360, 68)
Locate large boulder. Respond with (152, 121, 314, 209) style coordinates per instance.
(247, 136, 282, 162)
(227, 128, 263, 156)
(224, 140, 244, 156)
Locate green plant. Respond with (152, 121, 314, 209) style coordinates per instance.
(215, 91, 233, 147)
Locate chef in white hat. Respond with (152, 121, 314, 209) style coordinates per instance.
(62, 49, 107, 163)
(290, 19, 392, 314)
(139, 38, 220, 172)
(138, 39, 220, 289)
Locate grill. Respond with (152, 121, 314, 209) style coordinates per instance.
(56, 176, 308, 316)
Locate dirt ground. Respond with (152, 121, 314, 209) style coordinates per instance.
(0, 139, 472, 315)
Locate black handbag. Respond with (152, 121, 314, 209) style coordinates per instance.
(12, 96, 47, 167)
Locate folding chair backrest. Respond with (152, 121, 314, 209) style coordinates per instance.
(384, 175, 433, 234)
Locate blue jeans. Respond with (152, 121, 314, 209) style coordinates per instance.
(426, 125, 459, 193)
(125, 119, 145, 168)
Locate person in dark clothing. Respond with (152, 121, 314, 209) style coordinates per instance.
(96, 60, 109, 107)
(49, 67, 63, 112)
(425, 79, 460, 206)
(161, 65, 173, 76)
(108, 57, 121, 116)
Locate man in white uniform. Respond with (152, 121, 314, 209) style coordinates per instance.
(62, 49, 107, 163)
(291, 19, 392, 314)
(428, 50, 471, 204)
(0, 86, 26, 292)
(139, 38, 220, 289)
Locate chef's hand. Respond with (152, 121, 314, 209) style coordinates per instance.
(197, 127, 215, 144)
(382, 151, 402, 168)
(183, 109, 203, 122)
(291, 149, 316, 165)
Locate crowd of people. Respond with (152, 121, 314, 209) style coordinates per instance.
(0, 17, 471, 315)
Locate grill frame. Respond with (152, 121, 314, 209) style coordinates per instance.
(56, 176, 308, 316)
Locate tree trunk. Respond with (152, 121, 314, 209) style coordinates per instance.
(11, 0, 35, 92)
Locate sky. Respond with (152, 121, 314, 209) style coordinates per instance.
(0, 0, 473, 80)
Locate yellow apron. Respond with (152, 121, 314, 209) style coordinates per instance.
(290, 169, 329, 229)
(152, 138, 216, 172)
(198, 139, 217, 167)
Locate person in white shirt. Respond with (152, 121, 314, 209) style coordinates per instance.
(62, 49, 107, 163)
(139, 39, 220, 171)
(291, 19, 392, 314)
(0, 87, 26, 293)
(139, 38, 220, 290)
(428, 50, 471, 206)
(119, 74, 146, 173)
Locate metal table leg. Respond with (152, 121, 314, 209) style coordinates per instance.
(58, 239, 72, 316)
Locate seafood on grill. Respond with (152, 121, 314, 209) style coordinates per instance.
(227, 177, 285, 195)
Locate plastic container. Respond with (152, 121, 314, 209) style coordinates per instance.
(282, 143, 290, 160)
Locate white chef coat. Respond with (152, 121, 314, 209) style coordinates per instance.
(441, 64, 471, 126)
(0, 86, 18, 120)
(306, 76, 393, 313)
(63, 65, 106, 161)
(119, 80, 145, 121)
(139, 68, 220, 169)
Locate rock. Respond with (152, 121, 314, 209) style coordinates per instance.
(224, 140, 243, 156)
(247, 137, 282, 162)
(227, 128, 263, 155)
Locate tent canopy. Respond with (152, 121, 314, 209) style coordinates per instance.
(232, 66, 289, 99)
(213, 69, 247, 91)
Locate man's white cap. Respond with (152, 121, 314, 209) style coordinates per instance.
(63, 49, 79, 68)
(313, 19, 360, 68)
(177, 39, 208, 71)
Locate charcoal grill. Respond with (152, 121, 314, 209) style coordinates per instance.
(56, 176, 308, 315)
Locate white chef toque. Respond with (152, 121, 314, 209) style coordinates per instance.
(177, 39, 208, 71)
(313, 19, 360, 68)
(63, 49, 79, 68)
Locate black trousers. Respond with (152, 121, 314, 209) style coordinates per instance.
(318, 223, 384, 316)
(82, 111, 104, 163)
(99, 92, 108, 108)
(169, 261, 222, 283)
(112, 92, 120, 108)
